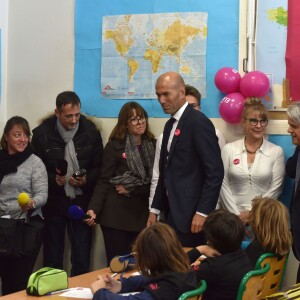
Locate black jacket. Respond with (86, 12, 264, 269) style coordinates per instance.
(32, 115, 103, 214)
(88, 138, 155, 231)
(286, 146, 300, 260)
(189, 248, 252, 300)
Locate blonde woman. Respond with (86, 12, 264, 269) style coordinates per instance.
(219, 97, 285, 224)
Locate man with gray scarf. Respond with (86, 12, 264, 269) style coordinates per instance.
(32, 91, 103, 276)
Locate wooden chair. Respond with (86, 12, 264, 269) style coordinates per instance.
(254, 252, 289, 297)
(178, 280, 207, 300)
(236, 263, 270, 300)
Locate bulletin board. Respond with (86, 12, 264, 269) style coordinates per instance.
(74, 0, 240, 118)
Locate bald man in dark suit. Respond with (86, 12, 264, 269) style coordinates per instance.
(148, 72, 224, 247)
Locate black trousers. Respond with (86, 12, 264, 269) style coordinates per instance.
(0, 215, 43, 295)
(43, 213, 92, 277)
(0, 253, 39, 295)
(165, 211, 206, 248)
(101, 226, 140, 266)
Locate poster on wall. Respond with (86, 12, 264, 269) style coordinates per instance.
(255, 0, 287, 109)
(101, 12, 207, 100)
(74, 0, 239, 117)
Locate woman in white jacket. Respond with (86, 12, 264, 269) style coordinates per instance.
(219, 97, 285, 224)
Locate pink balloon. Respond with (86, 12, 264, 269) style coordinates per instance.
(240, 71, 270, 97)
(219, 92, 245, 124)
(214, 67, 241, 94)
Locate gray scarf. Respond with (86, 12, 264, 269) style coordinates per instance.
(56, 119, 83, 199)
(110, 134, 155, 192)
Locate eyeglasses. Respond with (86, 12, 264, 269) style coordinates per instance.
(247, 118, 268, 127)
(12, 133, 29, 139)
(129, 116, 146, 126)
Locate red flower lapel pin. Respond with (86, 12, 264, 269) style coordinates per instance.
(174, 129, 181, 136)
(233, 158, 240, 165)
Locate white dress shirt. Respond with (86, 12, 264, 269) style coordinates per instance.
(218, 138, 285, 215)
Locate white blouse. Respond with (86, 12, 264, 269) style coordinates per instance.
(219, 138, 285, 215)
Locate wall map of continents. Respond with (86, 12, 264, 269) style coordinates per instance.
(101, 12, 207, 99)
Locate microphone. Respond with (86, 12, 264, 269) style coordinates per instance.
(68, 205, 91, 220)
(56, 159, 68, 176)
(18, 192, 30, 206)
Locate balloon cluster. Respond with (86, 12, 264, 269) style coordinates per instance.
(214, 67, 270, 124)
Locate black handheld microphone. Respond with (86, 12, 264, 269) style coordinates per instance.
(56, 159, 68, 176)
(68, 205, 91, 220)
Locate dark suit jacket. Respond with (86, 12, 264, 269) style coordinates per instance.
(286, 146, 300, 260)
(152, 104, 224, 233)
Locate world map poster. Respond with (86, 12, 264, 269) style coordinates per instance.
(74, 0, 239, 118)
(101, 13, 207, 99)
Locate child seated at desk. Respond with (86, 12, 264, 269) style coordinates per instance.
(91, 222, 198, 300)
(244, 197, 292, 266)
(189, 197, 292, 268)
(187, 209, 253, 300)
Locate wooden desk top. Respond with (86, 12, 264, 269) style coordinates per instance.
(1, 267, 118, 300)
(2, 248, 192, 299)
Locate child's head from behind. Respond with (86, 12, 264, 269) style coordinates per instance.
(132, 222, 190, 277)
(203, 209, 245, 254)
(250, 197, 292, 255)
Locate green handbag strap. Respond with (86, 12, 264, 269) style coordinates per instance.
(28, 267, 57, 284)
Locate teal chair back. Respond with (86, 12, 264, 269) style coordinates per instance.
(255, 252, 289, 296)
(236, 263, 270, 300)
(178, 280, 207, 300)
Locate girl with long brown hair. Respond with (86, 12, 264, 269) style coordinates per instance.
(91, 222, 198, 299)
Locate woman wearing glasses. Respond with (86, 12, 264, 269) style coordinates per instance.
(218, 97, 285, 225)
(88, 102, 155, 265)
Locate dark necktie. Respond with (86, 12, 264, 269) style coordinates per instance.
(162, 117, 176, 162)
(160, 117, 176, 218)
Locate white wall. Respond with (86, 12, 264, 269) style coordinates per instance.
(0, 0, 8, 127)
(6, 0, 107, 274)
(7, 0, 74, 127)
(1, 0, 297, 288)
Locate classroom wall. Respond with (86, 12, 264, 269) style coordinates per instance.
(0, 0, 297, 288)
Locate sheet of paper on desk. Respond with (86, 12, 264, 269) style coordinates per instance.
(59, 287, 93, 299)
(130, 271, 141, 276)
(59, 287, 139, 298)
(120, 292, 140, 296)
